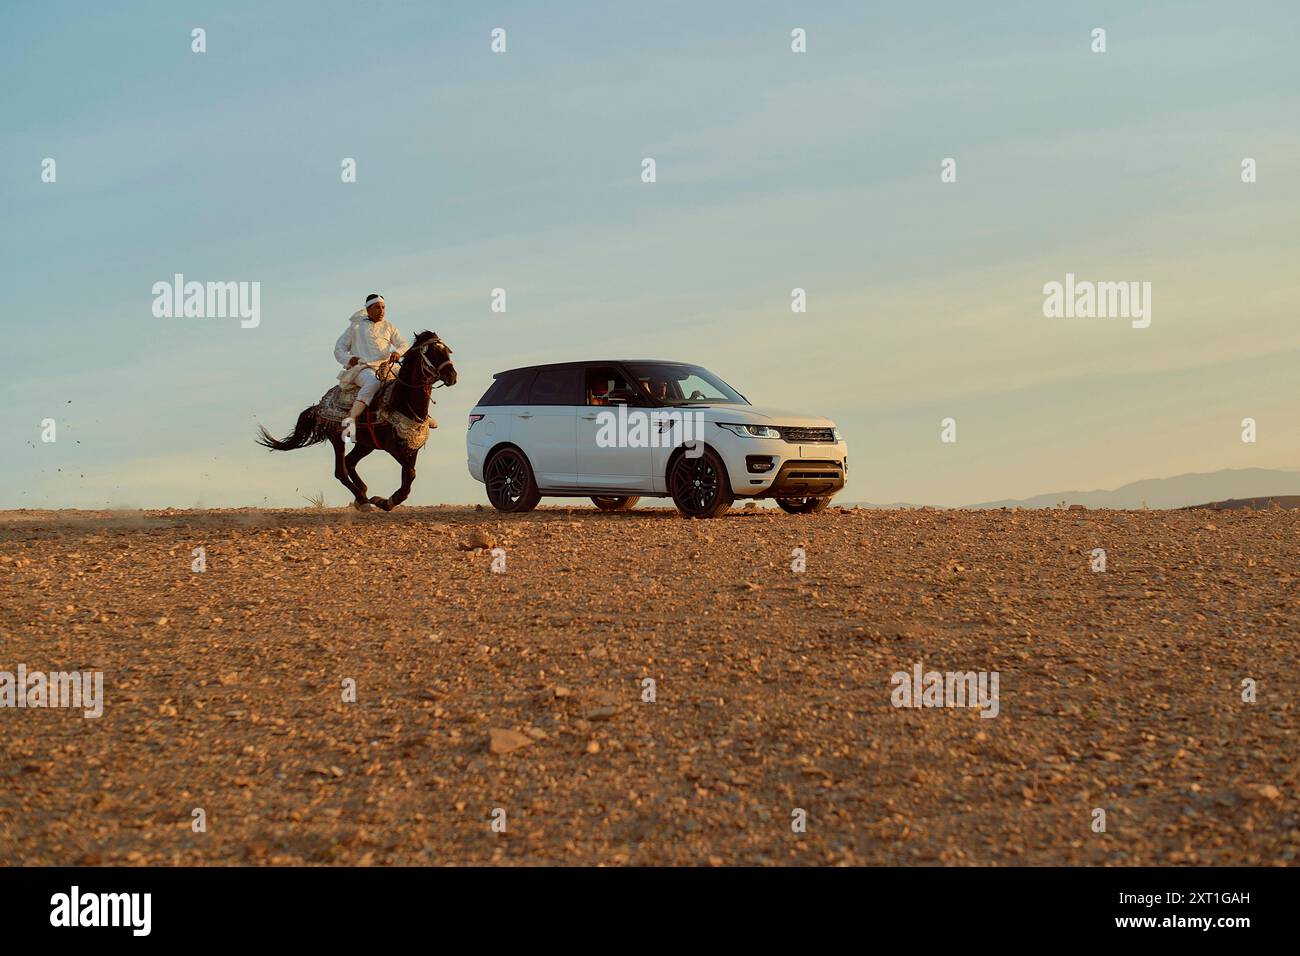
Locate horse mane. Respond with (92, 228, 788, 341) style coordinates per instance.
(398, 331, 437, 372)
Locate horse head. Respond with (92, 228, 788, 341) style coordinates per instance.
(408, 330, 457, 387)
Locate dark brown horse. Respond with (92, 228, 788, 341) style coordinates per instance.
(257, 331, 457, 510)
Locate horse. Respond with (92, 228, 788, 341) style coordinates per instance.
(257, 330, 457, 511)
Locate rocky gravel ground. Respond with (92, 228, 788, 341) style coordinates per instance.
(1, 504, 1296, 866)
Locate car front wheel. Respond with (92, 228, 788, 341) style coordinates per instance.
(775, 497, 832, 514)
(485, 447, 541, 513)
(669, 447, 734, 518)
(591, 496, 639, 511)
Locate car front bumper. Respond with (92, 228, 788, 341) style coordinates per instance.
(752, 458, 846, 498)
(714, 435, 848, 498)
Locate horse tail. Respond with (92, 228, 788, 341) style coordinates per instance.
(257, 406, 330, 451)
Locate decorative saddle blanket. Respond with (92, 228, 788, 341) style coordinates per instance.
(316, 381, 432, 451)
(317, 383, 362, 424)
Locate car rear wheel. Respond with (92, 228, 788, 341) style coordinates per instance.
(591, 496, 640, 511)
(776, 497, 832, 514)
(669, 447, 734, 518)
(485, 447, 541, 513)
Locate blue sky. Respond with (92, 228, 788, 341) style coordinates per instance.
(3, 1, 1298, 508)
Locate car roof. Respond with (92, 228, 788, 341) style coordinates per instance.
(491, 360, 695, 378)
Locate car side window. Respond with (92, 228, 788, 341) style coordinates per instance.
(496, 369, 535, 405)
(478, 369, 535, 406)
(675, 372, 727, 402)
(584, 366, 634, 406)
(528, 366, 581, 405)
(635, 375, 678, 403)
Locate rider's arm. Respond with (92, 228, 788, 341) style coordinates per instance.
(389, 326, 410, 357)
(334, 325, 354, 366)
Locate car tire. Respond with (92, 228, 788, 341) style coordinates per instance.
(669, 447, 734, 518)
(591, 496, 640, 511)
(775, 497, 832, 514)
(485, 447, 542, 513)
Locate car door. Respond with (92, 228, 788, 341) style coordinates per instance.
(576, 364, 653, 492)
(520, 365, 580, 489)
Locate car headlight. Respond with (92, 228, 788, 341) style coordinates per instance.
(831, 427, 842, 442)
(717, 423, 781, 439)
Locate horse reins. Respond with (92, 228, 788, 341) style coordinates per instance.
(357, 344, 452, 442)
(394, 344, 453, 389)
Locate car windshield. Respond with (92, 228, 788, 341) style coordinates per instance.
(624, 363, 748, 405)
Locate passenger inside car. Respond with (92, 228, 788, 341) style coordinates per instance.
(586, 367, 635, 406)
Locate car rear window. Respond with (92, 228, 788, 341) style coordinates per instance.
(528, 366, 581, 405)
(477, 368, 536, 406)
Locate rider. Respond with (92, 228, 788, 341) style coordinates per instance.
(335, 293, 409, 424)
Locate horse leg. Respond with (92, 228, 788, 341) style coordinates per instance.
(329, 433, 368, 507)
(329, 434, 357, 497)
(370, 450, 416, 512)
(345, 444, 373, 502)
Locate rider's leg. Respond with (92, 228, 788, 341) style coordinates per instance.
(347, 368, 381, 422)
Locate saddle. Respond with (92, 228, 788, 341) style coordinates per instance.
(316, 379, 433, 451)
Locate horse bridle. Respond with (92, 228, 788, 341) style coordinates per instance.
(395, 340, 454, 390)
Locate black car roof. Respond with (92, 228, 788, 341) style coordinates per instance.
(492, 360, 694, 378)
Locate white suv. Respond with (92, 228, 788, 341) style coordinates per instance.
(467, 361, 847, 518)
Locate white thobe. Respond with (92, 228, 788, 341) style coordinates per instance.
(335, 310, 410, 403)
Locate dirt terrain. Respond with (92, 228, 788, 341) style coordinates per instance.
(1, 504, 1296, 866)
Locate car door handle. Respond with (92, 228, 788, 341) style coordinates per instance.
(580, 414, 597, 420)
(516, 413, 533, 419)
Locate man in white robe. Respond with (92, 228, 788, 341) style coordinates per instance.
(335, 293, 410, 424)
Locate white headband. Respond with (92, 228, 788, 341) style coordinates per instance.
(365, 296, 384, 307)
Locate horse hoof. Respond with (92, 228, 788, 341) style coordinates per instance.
(351, 500, 375, 512)
(368, 496, 392, 511)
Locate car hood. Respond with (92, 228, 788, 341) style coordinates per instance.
(688, 403, 837, 428)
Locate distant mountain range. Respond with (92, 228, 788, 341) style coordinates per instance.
(1195, 495, 1300, 511)
(842, 468, 1300, 510)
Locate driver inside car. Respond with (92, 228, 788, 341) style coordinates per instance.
(648, 379, 671, 402)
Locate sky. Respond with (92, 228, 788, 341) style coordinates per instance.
(3, 0, 1298, 509)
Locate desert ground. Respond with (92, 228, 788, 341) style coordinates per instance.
(1, 504, 1296, 866)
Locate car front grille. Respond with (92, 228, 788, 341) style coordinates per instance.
(786, 469, 841, 479)
(782, 460, 843, 479)
(778, 426, 836, 443)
